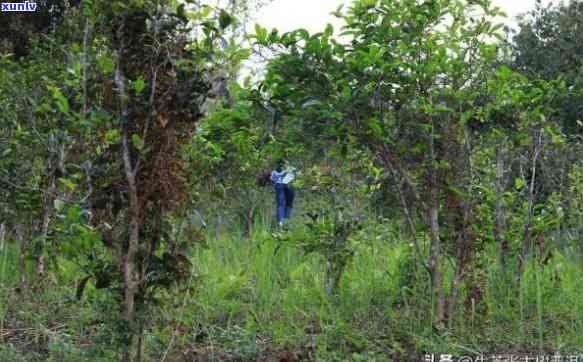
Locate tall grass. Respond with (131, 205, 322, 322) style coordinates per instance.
(170, 210, 583, 358)
(2, 212, 583, 360)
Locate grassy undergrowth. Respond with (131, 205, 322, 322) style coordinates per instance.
(1, 216, 583, 360)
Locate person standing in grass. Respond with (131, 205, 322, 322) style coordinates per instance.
(271, 159, 296, 227)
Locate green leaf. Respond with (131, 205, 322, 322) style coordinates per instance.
(54, 199, 65, 212)
(306, 38, 321, 54)
(294, 29, 310, 41)
(177, 3, 187, 22)
(331, 4, 344, 17)
(496, 65, 512, 80)
(219, 9, 234, 30)
(490, 23, 504, 34)
(59, 178, 77, 191)
(268, 29, 279, 43)
(49, 86, 69, 113)
(201, 5, 213, 18)
(230, 48, 251, 63)
(324, 24, 334, 37)
(132, 134, 144, 150)
(254, 24, 268, 44)
(132, 76, 146, 95)
(187, 5, 213, 21)
(97, 54, 114, 74)
(105, 129, 121, 145)
(368, 117, 383, 138)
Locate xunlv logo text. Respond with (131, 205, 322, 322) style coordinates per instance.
(1, 1, 37, 12)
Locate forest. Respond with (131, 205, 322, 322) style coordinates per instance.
(1, 0, 583, 361)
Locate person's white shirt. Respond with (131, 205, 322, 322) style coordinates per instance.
(282, 166, 296, 184)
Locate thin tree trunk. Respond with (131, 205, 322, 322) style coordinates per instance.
(387, 165, 428, 273)
(37, 168, 56, 277)
(244, 210, 253, 238)
(429, 187, 445, 325)
(428, 119, 445, 326)
(242, 199, 255, 239)
(16, 224, 27, 291)
(378, 146, 429, 273)
(115, 45, 142, 362)
(82, 18, 90, 118)
(440, 120, 473, 327)
(519, 129, 543, 274)
(446, 198, 472, 327)
(494, 145, 508, 270)
(429, 194, 445, 325)
(446, 253, 464, 328)
(123, 193, 141, 362)
(0, 223, 5, 246)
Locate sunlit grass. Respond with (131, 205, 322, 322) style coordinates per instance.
(2, 217, 583, 360)
(181, 213, 583, 358)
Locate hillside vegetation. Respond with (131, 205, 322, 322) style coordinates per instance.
(1, 0, 583, 361)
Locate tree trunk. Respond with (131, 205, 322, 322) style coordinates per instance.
(116, 45, 143, 362)
(0, 223, 5, 246)
(388, 166, 427, 271)
(242, 207, 254, 239)
(519, 129, 543, 275)
(428, 120, 445, 326)
(446, 254, 464, 328)
(123, 196, 141, 362)
(494, 145, 508, 270)
(15, 224, 27, 291)
(37, 168, 56, 277)
(429, 182, 445, 325)
(445, 197, 472, 327)
(380, 148, 428, 272)
(444, 125, 475, 327)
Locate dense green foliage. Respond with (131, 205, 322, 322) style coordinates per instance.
(2, 0, 583, 361)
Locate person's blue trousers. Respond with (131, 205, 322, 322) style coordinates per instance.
(274, 184, 295, 224)
(284, 184, 295, 219)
